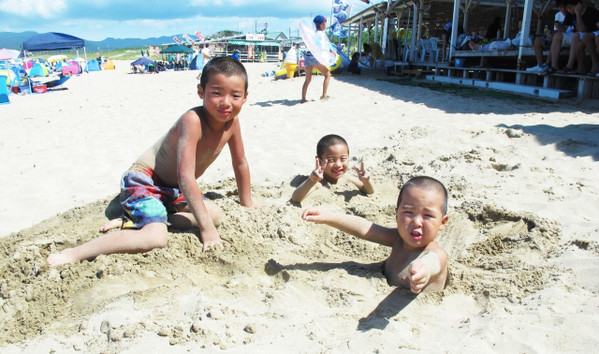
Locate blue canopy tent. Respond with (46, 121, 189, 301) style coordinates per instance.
(22, 32, 86, 60)
(131, 57, 156, 73)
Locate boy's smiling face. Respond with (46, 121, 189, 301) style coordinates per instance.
(198, 72, 247, 126)
(395, 185, 448, 251)
(319, 143, 349, 182)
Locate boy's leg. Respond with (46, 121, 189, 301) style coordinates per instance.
(47, 223, 168, 267)
(99, 218, 123, 233)
(301, 66, 313, 102)
(168, 199, 224, 229)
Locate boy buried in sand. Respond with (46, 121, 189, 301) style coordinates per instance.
(291, 134, 374, 203)
(302, 176, 449, 293)
(47, 57, 256, 267)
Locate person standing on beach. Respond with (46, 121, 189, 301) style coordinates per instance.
(301, 15, 334, 103)
(47, 57, 257, 266)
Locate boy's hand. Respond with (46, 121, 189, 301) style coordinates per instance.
(310, 157, 325, 182)
(201, 228, 224, 252)
(301, 207, 327, 224)
(408, 260, 431, 294)
(353, 160, 370, 182)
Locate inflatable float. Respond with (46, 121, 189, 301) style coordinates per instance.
(298, 19, 339, 69)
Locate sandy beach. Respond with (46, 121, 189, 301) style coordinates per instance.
(1, 60, 598, 352)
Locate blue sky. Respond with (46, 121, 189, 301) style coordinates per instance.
(0, 0, 374, 41)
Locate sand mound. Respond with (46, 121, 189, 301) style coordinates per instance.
(0, 142, 563, 350)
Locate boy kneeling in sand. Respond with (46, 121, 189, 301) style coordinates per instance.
(48, 57, 256, 267)
(302, 176, 449, 293)
(291, 134, 374, 203)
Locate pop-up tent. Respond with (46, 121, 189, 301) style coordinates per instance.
(29, 63, 49, 77)
(104, 60, 115, 70)
(85, 59, 100, 71)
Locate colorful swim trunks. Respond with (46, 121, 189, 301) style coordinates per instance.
(119, 163, 186, 229)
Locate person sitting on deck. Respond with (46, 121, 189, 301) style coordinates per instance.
(526, 0, 575, 73)
(545, 0, 599, 75)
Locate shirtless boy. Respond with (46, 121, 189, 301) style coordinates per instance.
(291, 134, 374, 203)
(301, 176, 449, 294)
(47, 57, 255, 266)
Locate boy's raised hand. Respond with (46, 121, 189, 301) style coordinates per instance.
(353, 160, 370, 182)
(408, 260, 430, 294)
(310, 157, 325, 182)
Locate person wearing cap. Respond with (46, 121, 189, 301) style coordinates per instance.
(301, 15, 334, 103)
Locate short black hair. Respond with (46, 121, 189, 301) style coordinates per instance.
(316, 134, 348, 158)
(199, 56, 248, 92)
(397, 176, 448, 216)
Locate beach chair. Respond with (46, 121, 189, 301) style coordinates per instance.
(46, 74, 71, 90)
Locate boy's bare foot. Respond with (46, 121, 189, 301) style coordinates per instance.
(47, 249, 77, 267)
(320, 95, 331, 101)
(99, 218, 123, 233)
(301, 98, 308, 103)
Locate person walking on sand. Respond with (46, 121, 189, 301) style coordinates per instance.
(301, 15, 334, 103)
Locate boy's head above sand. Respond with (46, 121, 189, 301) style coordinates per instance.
(395, 176, 448, 251)
(197, 57, 248, 126)
(316, 134, 349, 183)
(199, 56, 249, 92)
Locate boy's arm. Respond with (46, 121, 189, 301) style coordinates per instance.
(177, 112, 222, 251)
(291, 157, 325, 203)
(301, 208, 396, 246)
(408, 248, 448, 294)
(351, 161, 374, 195)
(227, 117, 253, 207)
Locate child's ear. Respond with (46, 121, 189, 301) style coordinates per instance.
(243, 90, 248, 103)
(438, 215, 449, 231)
(197, 84, 205, 99)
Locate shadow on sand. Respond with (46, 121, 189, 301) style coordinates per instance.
(333, 74, 599, 115)
(499, 123, 599, 161)
(265, 258, 416, 331)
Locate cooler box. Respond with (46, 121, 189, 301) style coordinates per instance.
(33, 84, 47, 93)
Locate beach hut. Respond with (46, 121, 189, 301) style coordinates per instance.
(29, 63, 49, 77)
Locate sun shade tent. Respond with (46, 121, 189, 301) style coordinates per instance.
(131, 57, 155, 66)
(85, 59, 101, 71)
(22, 32, 86, 61)
(160, 44, 195, 54)
(29, 63, 50, 77)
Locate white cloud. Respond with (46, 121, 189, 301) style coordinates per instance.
(0, 0, 66, 18)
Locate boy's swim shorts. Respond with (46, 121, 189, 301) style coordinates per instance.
(119, 163, 186, 229)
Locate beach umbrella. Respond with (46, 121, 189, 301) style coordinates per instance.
(47, 54, 67, 62)
(0, 48, 20, 60)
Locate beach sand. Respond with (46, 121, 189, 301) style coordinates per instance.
(1, 61, 598, 352)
